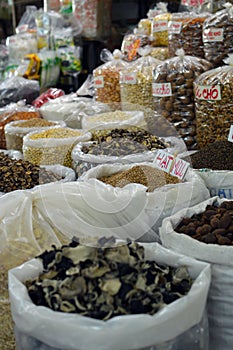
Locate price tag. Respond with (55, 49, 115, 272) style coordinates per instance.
(181, 0, 205, 6)
(168, 21, 182, 34)
(195, 85, 221, 101)
(154, 150, 190, 180)
(152, 83, 172, 97)
(203, 28, 224, 42)
(152, 20, 168, 33)
(228, 125, 233, 143)
(121, 73, 137, 84)
(94, 76, 104, 88)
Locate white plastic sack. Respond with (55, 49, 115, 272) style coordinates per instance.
(41, 165, 76, 182)
(9, 243, 210, 350)
(40, 94, 111, 129)
(195, 169, 233, 199)
(159, 196, 233, 350)
(78, 163, 210, 241)
(0, 148, 22, 160)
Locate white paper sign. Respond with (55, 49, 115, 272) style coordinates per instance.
(94, 76, 104, 88)
(121, 73, 137, 84)
(203, 28, 224, 42)
(153, 20, 168, 33)
(228, 125, 233, 143)
(195, 85, 221, 101)
(154, 150, 190, 180)
(168, 21, 182, 34)
(152, 83, 172, 97)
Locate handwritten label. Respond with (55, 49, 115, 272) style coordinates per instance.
(154, 150, 190, 180)
(228, 125, 233, 143)
(203, 28, 224, 42)
(168, 21, 182, 34)
(122, 40, 133, 52)
(181, 0, 204, 6)
(94, 76, 104, 88)
(195, 85, 221, 101)
(153, 20, 168, 33)
(121, 73, 137, 84)
(17, 24, 29, 33)
(152, 83, 172, 97)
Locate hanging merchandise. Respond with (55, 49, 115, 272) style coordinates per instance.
(203, 3, 233, 67)
(168, 12, 210, 59)
(194, 54, 233, 149)
(120, 47, 161, 111)
(152, 49, 211, 150)
(16, 5, 37, 34)
(151, 3, 171, 47)
(121, 29, 151, 62)
(93, 49, 128, 105)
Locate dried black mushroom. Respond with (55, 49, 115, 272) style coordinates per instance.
(25, 238, 193, 321)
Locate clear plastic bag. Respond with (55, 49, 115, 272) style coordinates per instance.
(150, 46, 169, 61)
(203, 3, 233, 67)
(168, 12, 209, 59)
(9, 243, 210, 350)
(121, 30, 151, 62)
(40, 94, 111, 129)
(23, 127, 92, 167)
(6, 32, 37, 61)
(0, 77, 40, 107)
(16, 5, 37, 33)
(152, 49, 212, 150)
(4, 119, 66, 152)
(151, 3, 171, 47)
(120, 48, 161, 110)
(93, 49, 128, 105)
(160, 196, 233, 350)
(194, 55, 233, 148)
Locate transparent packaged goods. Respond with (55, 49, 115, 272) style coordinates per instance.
(121, 31, 151, 62)
(150, 46, 169, 61)
(93, 49, 128, 105)
(6, 32, 37, 61)
(152, 49, 211, 150)
(194, 57, 233, 149)
(168, 12, 209, 59)
(120, 49, 161, 111)
(203, 4, 233, 67)
(151, 3, 171, 47)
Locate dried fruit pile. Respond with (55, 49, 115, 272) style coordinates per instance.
(25, 238, 193, 321)
(175, 201, 233, 245)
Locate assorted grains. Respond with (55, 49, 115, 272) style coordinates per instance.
(25, 238, 193, 321)
(175, 200, 233, 245)
(99, 165, 180, 192)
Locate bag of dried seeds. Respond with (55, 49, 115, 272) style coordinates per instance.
(151, 3, 171, 47)
(160, 196, 233, 350)
(203, 3, 233, 67)
(9, 241, 210, 350)
(194, 54, 233, 148)
(23, 127, 92, 168)
(120, 47, 161, 111)
(93, 49, 128, 105)
(152, 48, 211, 150)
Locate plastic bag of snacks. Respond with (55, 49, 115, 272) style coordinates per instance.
(9, 241, 210, 350)
(0, 102, 40, 149)
(200, 0, 233, 13)
(168, 12, 209, 59)
(203, 3, 233, 67)
(194, 55, 233, 148)
(40, 94, 111, 129)
(160, 196, 233, 350)
(0, 77, 40, 107)
(81, 110, 144, 131)
(153, 49, 212, 150)
(23, 127, 91, 167)
(32, 88, 65, 108)
(151, 3, 171, 47)
(120, 47, 161, 110)
(93, 49, 128, 105)
(121, 29, 151, 62)
(4, 119, 66, 152)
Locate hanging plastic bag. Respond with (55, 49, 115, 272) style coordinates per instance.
(93, 49, 128, 105)
(153, 49, 211, 150)
(194, 54, 233, 148)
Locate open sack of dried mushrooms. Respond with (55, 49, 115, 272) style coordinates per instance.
(8, 239, 210, 350)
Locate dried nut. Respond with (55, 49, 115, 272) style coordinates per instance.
(152, 13, 171, 47)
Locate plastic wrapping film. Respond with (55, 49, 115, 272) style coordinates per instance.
(159, 196, 233, 350)
(40, 94, 111, 129)
(0, 101, 40, 149)
(6, 32, 37, 61)
(151, 3, 171, 47)
(120, 48, 161, 111)
(193, 60, 233, 148)
(152, 49, 212, 150)
(23, 128, 92, 167)
(72, 136, 187, 178)
(4, 120, 66, 152)
(74, 0, 112, 40)
(168, 12, 209, 59)
(93, 49, 128, 105)
(0, 77, 40, 108)
(9, 243, 210, 350)
(202, 4, 233, 67)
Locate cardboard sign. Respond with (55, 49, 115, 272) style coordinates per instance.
(154, 150, 190, 180)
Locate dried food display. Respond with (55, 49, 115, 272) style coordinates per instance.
(121, 31, 151, 62)
(152, 10, 171, 47)
(25, 239, 193, 320)
(150, 47, 169, 61)
(194, 61, 233, 148)
(175, 200, 233, 245)
(153, 50, 211, 149)
(99, 165, 180, 191)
